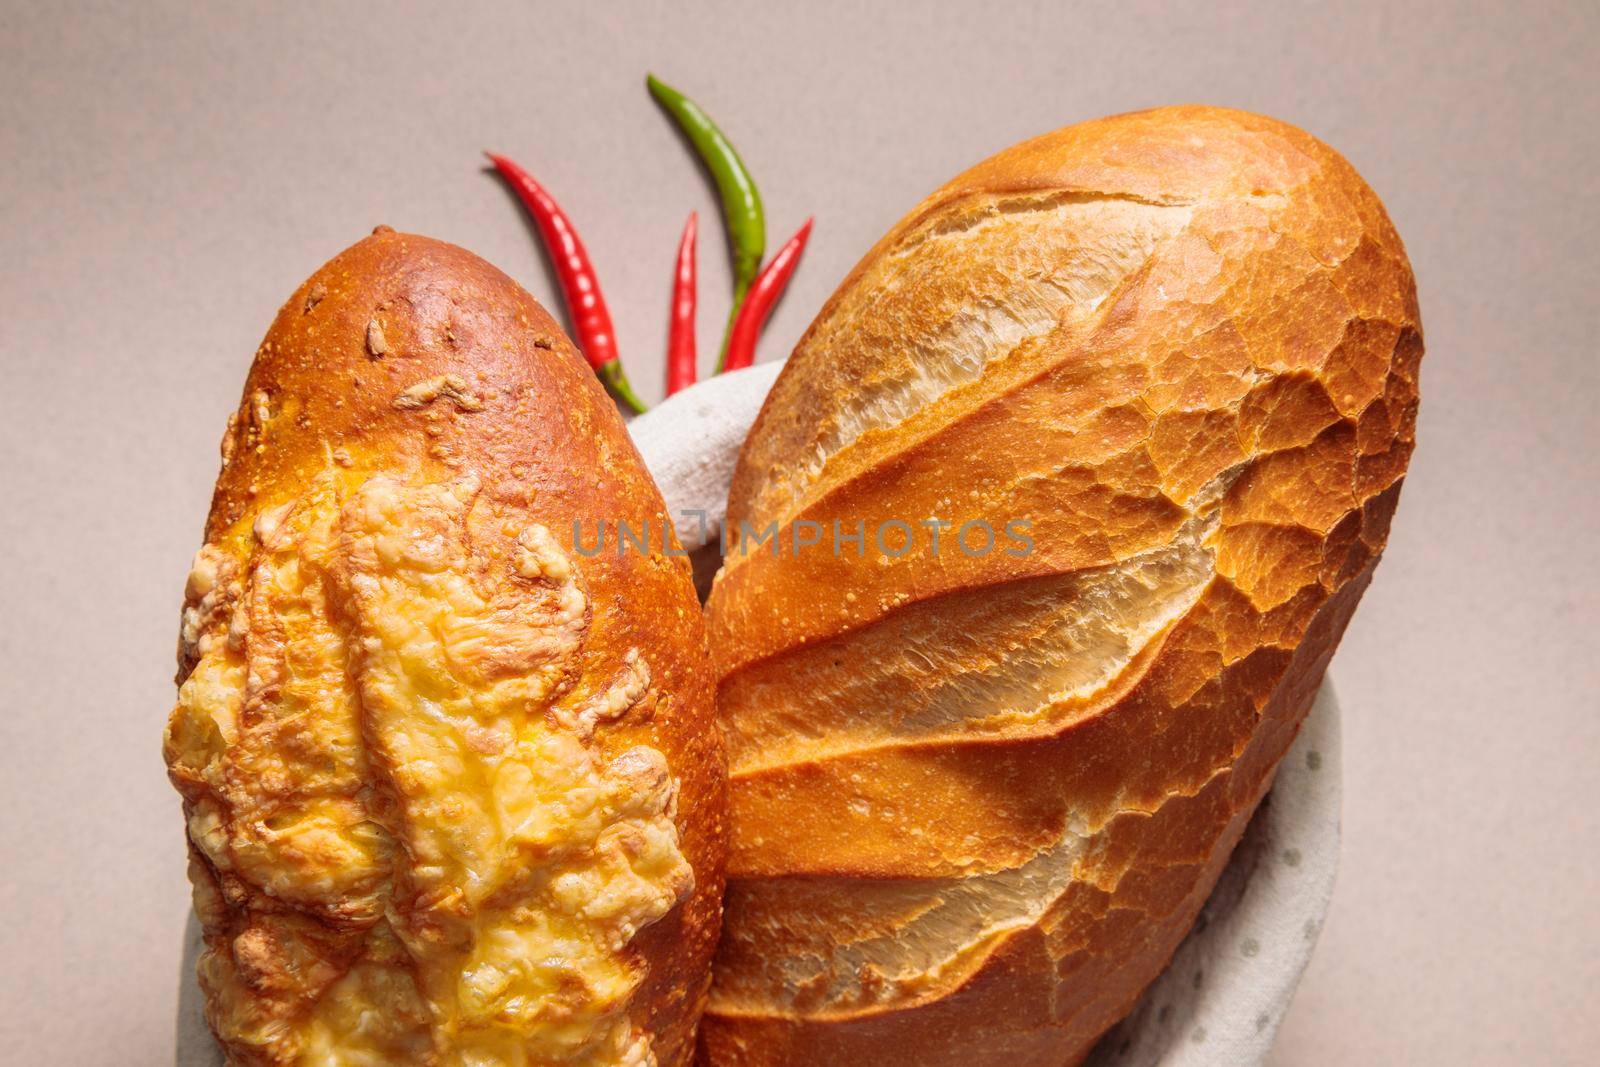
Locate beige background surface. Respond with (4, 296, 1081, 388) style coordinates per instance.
(2, 1, 1596, 1063)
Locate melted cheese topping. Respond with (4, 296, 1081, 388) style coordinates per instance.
(165, 471, 693, 1066)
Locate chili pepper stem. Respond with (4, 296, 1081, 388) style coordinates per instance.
(600, 360, 650, 415)
(713, 278, 750, 375)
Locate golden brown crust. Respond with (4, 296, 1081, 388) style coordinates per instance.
(167, 230, 726, 1065)
(702, 106, 1419, 1064)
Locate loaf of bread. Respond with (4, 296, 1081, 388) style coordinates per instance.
(163, 230, 725, 1065)
(702, 106, 1420, 1064)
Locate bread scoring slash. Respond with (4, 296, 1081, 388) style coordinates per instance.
(164, 231, 727, 1066)
(703, 106, 1420, 1064)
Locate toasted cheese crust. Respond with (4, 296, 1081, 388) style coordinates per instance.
(165, 232, 725, 1066)
(703, 106, 1419, 1064)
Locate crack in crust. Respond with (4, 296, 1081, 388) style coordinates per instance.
(393, 374, 485, 412)
(730, 195, 1193, 549)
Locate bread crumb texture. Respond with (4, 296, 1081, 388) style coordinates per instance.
(704, 106, 1420, 1064)
(166, 470, 692, 1066)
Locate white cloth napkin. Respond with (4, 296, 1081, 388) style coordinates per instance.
(176, 362, 1339, 1066)
(627, 361, 785, 553)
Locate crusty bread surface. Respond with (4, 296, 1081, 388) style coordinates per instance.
(164, 230, 726, 1066)
(702, 106, 1420, 1065)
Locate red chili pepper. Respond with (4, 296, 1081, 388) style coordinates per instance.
(485, 152, 648, 414)
(666, 212, 698, 395)
(723, 218, 812, 372)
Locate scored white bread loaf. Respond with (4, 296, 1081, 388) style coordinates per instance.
(701, 106, 1420, 1064)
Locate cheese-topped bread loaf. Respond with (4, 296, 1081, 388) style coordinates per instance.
(164, 230, 726, 1066)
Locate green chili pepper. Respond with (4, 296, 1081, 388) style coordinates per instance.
(647, 74, 765, 372)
